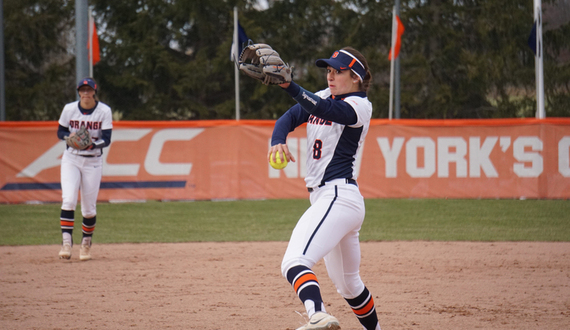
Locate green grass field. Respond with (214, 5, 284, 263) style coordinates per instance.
(0, 199, 568, 245)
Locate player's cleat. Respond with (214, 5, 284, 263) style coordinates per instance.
(296, 312, 340, 330)
(79, 243, 91, 261)
(59, 243, 72, 259)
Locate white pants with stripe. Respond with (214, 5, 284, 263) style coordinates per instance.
(60, 151, 102, 218)
(281, 179, 366, 299)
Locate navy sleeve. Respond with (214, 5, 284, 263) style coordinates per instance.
(57, 125, 70, 140)
(309, 97, 358, 126)
(271, 104, 310, 146)
(91, 129, 112, 149)
(283, 82, 357, 126)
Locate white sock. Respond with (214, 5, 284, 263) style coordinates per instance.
(62, 232, 72, 245)
(304, 300, 316, 318)
(361, 325, 381, 330)
(82, 236, 92, 246)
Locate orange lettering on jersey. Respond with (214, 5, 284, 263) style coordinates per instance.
(69, 120, 103, 131)
(308, 115, 332, 126)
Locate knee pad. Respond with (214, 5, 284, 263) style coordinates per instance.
(330, 272, 365, 298)
(82, 212, 97, 219)
(281, 256, 315, 279)
(61, 200, 77, 211)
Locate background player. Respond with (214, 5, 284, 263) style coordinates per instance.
(57, 77, 113, 261)
(268, 47, 382, 330)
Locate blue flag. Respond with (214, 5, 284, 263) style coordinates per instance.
(528, 21, 537, 55)
(237, 23, 248, 54)
(231, 22, 249, 61)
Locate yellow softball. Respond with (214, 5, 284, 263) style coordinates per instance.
(269, 152, 288, 170)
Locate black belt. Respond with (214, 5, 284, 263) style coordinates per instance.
(308, 178, 357, 193)
(80, 154, 101, 158)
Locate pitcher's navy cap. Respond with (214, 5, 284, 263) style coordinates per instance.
(77, 78, 97, 92)
(316, 50, 366, 81)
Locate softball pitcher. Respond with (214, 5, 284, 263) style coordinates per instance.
(268, 48, 381, 330)
(57, 77, 112, 261)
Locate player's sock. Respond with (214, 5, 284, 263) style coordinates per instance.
(60, 209, 74, 244)
(81, 236, 92, 246)
(286, 265, 325, 317)
(345, 286, 381, 330)
(81, 216, 96, 245)
(62, 232, 72, 246)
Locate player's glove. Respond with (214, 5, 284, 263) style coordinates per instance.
(238, 43, 292, 85)
(64, 126, 92, 150)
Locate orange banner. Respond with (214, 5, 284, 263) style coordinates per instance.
(1, 119, 569, 203)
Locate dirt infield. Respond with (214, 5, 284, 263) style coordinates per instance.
(1, 241, 569, 330)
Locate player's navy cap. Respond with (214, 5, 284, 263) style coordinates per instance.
(316, 50, 366, 82)
(77, 78, 97, 92)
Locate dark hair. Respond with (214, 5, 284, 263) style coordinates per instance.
(92, 79, 99, 102)
(341, 47, 372, 92)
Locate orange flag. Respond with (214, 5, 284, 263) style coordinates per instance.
(87, 20, 100, 65)
(388, 15, 405, 60)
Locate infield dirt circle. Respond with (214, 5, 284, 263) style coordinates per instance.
(1, 241, 569, 329)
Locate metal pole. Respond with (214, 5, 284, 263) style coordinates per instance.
(76, 0, 89, 97)
(534, 0, 545, 118)
(0, 0, 5, 121)
(394, 0, 401, 119)
(234, 7, 240, 121)
(88, 8, 93, 77)
(388, 6, 397, 120)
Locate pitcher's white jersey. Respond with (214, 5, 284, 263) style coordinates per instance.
(58, 101, 113, 157)
(303, 88, 372, 188)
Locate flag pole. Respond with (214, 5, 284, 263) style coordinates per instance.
(394, 0, 401, 119)
(388, 6, 397, 120)
(234, 6, 240, 121)
(75, 0, 89, 98)
(0, 0, 5, 121)
(533, 0, 545, 119)
(88, 8, 93, 78)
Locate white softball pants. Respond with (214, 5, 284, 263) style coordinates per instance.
(60, 151, 102, 218)
(281, 179, 366, 299)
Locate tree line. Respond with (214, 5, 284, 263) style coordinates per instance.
(4, 0, 569, 121)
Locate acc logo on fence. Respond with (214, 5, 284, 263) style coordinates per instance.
(16, 128, 204, 178)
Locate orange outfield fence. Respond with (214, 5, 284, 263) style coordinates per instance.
(1, 118, 569, 203)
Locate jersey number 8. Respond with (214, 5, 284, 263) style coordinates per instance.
(312, 139, 323, 160)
